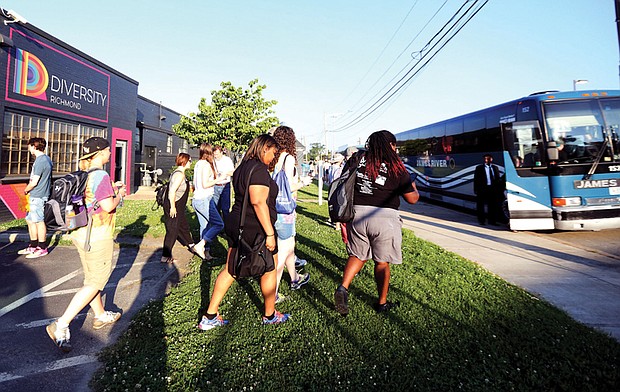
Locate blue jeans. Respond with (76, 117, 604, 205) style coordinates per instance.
(213, 183, 231, 225)
(192, 196, 224, 245)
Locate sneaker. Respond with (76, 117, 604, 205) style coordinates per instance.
(25, 247, 48, 259)
(93, 311, 121, 330)
(262, 310, 290, 325)
(294, 256, 307, 268)
(46, 321, 72, 353)
(18, 246, 37, 255)
(191, 242, 206, 259)
(197, 314, 229, 331)
(374, 301, 401, 313)
(275, 293, 287, 304)
(290, 272, 310, 290)
(334, 286, 349, 316)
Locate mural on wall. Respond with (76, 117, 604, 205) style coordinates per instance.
(0, 183, 29, 220)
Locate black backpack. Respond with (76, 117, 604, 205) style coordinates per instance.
(44, 168, 103, 232)
(328, 152, 362, 223)
(152, 181, 170, 210)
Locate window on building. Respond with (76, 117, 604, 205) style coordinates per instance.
(1, 111, 106, 176)
(166, 135, 173, 153)
(180, 139, 188, 153)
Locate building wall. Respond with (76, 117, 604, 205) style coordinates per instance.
(0, 14, 194, 222)
(135, 96, 198, 190)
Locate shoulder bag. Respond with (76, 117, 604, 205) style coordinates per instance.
(228, 163, 275, 279)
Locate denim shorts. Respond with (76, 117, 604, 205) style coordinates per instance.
(275, 212, 296, 240)
(26, 197, 47, 223)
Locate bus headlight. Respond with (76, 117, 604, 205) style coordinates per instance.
(552, 197, 582, 207)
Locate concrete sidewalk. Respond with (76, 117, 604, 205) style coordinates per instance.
(399, 201, 620, 342)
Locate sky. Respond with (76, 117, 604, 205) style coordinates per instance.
(2, 0, 618, 152)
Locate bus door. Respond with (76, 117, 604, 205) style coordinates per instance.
(501, 121, 555, 230)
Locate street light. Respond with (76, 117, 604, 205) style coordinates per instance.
(573, 79, 588, 91)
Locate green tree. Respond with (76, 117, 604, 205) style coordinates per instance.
(173, 79, 279, 153)
(307, 142, 324, 161)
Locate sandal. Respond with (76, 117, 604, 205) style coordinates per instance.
(160, 257, 178, 264)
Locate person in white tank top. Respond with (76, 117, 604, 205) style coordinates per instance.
(192, 143, 225, 260)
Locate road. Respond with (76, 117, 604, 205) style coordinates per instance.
(0, 239, 193, 392)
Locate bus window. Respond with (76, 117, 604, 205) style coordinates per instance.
(502, 121, 545, 168)
(600, 98, 620, 161)
(543, 100, 614, 163)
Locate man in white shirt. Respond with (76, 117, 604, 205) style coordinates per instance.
(212, 145, 235, 224)
(473, 154, 501, 225)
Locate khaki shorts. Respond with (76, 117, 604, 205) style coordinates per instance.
(72, 238, 114, 291)
(346, 205, 403, 264)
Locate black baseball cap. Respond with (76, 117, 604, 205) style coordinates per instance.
(80, 137, 110, 160)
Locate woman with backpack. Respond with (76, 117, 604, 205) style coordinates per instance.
(192, 143, 225, 261)
(161, 153, 201, 263)
(269, 126, 310, 303)
(334, 130, 419, 316)
(46, 137, 126, 352)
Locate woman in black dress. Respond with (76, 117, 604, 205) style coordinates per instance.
(198, 134, 290, 330)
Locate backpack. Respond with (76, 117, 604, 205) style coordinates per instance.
(328, 152, 362, 223)
(272, 154, 297, 214)
(152, 169, 182, 210)
(44, 170, 92, 232)
(152, 181, 170, 210)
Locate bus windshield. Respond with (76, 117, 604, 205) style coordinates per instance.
(544, 98, 620, 163)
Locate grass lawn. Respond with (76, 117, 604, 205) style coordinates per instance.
(87, 183, 620, 391)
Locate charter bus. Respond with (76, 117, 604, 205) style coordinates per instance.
(395, 90, 620, 231)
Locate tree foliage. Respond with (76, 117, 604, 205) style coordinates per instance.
(307, 142, 325, 161)
(173, 79, 279, 153)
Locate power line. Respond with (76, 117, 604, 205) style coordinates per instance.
(330, 0, 489, 133)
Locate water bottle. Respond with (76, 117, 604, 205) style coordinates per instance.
(66, 204, 76, 230)
(71, 195, 85, 215)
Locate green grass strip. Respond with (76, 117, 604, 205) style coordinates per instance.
(90, 187, 620, 391)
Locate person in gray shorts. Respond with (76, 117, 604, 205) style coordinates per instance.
(19, 137, 53, 259)
(334, 130, 419, 315)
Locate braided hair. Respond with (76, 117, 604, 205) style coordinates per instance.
(363, 130, 406, 180)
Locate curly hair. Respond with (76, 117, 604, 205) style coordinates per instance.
(363, 130, 406, 180)
(269, 125, 297, 172)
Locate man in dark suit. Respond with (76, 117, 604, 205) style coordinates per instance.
(473, 154, 501, 225)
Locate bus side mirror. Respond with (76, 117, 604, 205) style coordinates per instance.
(547, 141, 559, 161)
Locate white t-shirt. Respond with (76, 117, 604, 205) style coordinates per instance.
(215, 155, 235, 184)
(193, 160, 215, 199)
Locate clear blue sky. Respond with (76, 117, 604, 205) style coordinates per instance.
(2, 0, 618, 151)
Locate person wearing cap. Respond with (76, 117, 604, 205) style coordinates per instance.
(327, 153, 345, 186)
(46, 136, 126, 352)
(18, 137, 53, 259)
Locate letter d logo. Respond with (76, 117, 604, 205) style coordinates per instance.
(13, 48, 49, 100)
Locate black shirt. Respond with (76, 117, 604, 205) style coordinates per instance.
(353, 156, 414, 210)
(227, 158, 278, 233)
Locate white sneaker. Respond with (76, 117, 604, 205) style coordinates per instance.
(192, 242, 206, 259)
(93, 311, 121, 330)
(46, 321, 72, 352)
